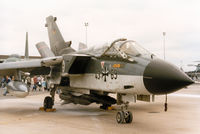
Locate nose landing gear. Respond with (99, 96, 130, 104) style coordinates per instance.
(116, 111, 133, 124)
(116, 103, 133, 124)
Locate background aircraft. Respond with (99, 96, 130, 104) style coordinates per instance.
(0, 32, 40, 63)
(0, 16, 193, 124)
(1, 32, 41, 98)
(186, 62, 200, 81)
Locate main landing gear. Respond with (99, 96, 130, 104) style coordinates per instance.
(116, 103, 133, 124)
(43, 96, 54, 110)
(40, 86, 56, 112)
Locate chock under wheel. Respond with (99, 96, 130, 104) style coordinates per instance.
(108, 106, 115, 110)
(39, 107, 56, 112)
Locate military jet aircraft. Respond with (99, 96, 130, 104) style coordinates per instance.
(0, 16, 193, 124)
(186, 63, 200, 81)
(0, 32, 40, 62)
(1, 32, 40, 98)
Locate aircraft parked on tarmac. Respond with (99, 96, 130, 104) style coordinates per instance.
(0, 16, 194, 123)
(1, 32, 40, 98)
(186, 63, 200, 81)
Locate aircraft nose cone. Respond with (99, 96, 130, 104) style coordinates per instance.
(143, 59, 194, 95)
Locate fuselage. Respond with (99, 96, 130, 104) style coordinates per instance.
(69, 56, 149, 95)
(63, 52, 193, 95)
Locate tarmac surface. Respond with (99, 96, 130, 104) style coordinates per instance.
(0, 84, 200, 134)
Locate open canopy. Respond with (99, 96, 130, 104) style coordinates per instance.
(77, 39, 153, 59)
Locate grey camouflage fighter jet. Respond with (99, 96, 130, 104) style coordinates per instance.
(0, 16, 194, 124)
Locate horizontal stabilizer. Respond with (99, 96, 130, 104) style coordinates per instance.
(36, 42, 55, 58)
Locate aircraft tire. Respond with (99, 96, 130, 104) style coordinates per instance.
(116, 111, 125, 124)
(124, 111, 133, 123)
(44, 96, 53, 110)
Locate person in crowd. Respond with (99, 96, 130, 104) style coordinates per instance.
(37, 76, 42, 91)
(1, 76, 6, 88)
(3, 76, 11, 96)
(26, 76, 31, 88)
(41, 77, 46, 91)
(33, 76, 38, 91)
(11, 76, 14, 81)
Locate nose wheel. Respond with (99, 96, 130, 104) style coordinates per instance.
(116, 111, 133, 124)
(116, 102, 133, 124)
(124, 111, 133, 123)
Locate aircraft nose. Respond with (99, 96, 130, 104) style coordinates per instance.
(143, 59, 194, 95)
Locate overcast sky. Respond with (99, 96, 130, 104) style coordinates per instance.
(0, 0, 200, 71)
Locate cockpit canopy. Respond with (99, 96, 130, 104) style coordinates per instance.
(120, 41, 150, 56)
(103, 40, 151, 57)
(77, 39, 153, 59)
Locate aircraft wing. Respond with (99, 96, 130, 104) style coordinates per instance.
(0, 56, 63, 76)
(0, 52, 93, 76)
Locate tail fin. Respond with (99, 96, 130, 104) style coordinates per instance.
(24, 32, 29, 59)
(78, 42, 87, 50)
(45, 16, 73, 56)
(36, 42, 55, 58)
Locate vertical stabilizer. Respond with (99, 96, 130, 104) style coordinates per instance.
(45, 16, 73, 56)
(24, 32, 29, 59)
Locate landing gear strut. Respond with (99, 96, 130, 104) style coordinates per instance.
(116, 103, 133, 124)
(164, 94, 168, 112)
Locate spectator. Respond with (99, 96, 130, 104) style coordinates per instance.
(26, 76, 31, 88)
(37, 76, 42, 91)
(1, 76, 6, 88)
(3, 76, 11, 96)
(33, 76, 38, 91)
(42, 77, 47, 91)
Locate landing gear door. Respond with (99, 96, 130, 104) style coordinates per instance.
(62, 55, 76, 74)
